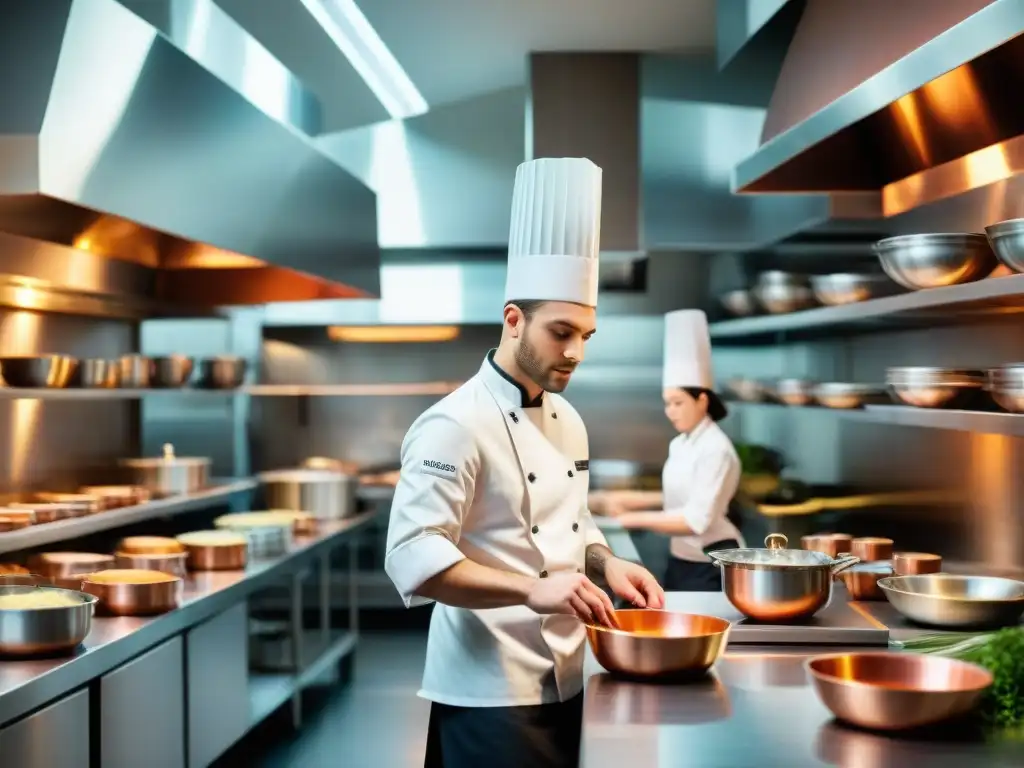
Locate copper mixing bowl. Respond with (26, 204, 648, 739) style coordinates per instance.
(806, 652, 992, 731)
(586, 610, 730, 680)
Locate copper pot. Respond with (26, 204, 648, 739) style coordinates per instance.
(838, 561, 893, 601)
(81, 569, 183, 616)
(33, 493, 101, 515)
(893, 552, 942, 575)
(117, 536, 185, 556)
(9, 502, 83, 524)
(29, 552, 115, 580)
(176, 531, 248, 571)
(585, 610, 730, 679)
(851, 537, 894, 562)
(114, 552, 188, 578)
(0, 508, 35, 528)
(78, 485, 151, 510)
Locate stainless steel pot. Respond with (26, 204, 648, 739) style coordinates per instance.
(708, 533, 859, 623)
(259, 468, 357, 520)
(878, 574, 1024, 629)
(119, 443, 210, 497)
(196, 356, 247, 389)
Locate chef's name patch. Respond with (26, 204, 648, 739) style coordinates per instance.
(574, 460, 589, 472)
(421, 459, 458, 480)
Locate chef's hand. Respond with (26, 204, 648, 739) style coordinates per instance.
(526, 572, 618, 627)
(603, 558, 666, 609)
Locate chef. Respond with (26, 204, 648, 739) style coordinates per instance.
(385, 157, 665, 768)
(590, 309, 743, 591)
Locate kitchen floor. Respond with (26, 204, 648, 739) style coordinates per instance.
(215, 630, 431, 768)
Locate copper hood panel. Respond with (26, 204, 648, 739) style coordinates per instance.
(733, 0, 1024, 214)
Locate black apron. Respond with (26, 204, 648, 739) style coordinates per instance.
(424, 692, 584, 768)
(663, 538, 740, 592)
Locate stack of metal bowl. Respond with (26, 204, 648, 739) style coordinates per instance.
(812, 382, 885, 409)
(753, 271, 815, 314)
(772, 378, 816, 406)
(724, 378, 767, 403)
(985, 363, 1024, 412)
(885, 367, 985, 409)
(872, 233, 997, 290)
(984, 218, 1024, 272)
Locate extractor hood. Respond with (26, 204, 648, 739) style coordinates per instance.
(527, 52, 882, 257)
(0, 0, 379, 307)
(732, 0, 1024, 218)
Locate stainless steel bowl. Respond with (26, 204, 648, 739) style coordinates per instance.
(708, 534, 859, 623)
(259, 468, 357, 520)
(753, 283, 816, 314)
(151, 355, 194, 388)
(772, 378, 816, 406)
(196, 356, 247, 389)
(118, 355, 153, 388)
(75, 359, 119, 388)
(724, 378, 767, 403)
(812, 382, 885, 409)
(878, 574, 1024, 629)
(0, 355, 78, 388)
(984, 218, 1024, 273)
(0, 585, 97, 656)
(719, 289, 756, 317)
(885, 367, 984, 408)
(873, 233, 997, 290)
(756, 270, 808, 287)
(810, 274, 897, 306)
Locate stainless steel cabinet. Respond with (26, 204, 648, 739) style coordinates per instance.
(0, 689, 89, 767)
(101, 637, 186, 768)
(187, 602, 250, 768)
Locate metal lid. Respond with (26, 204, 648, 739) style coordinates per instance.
(708, 533, 836, 568)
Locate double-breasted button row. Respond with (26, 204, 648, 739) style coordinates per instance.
(530, 522, 579, 534)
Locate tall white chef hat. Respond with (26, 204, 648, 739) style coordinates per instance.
(663, 309, 727, 421)
(504, 157, 603, 307)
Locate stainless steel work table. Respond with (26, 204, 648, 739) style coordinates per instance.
(0, 511, 376, 726)
(581, 591, 1024, 768)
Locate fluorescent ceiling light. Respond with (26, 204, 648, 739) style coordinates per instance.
(298, 0, 428, 119)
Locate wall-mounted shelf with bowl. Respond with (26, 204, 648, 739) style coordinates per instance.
(244, 382, 464, 397)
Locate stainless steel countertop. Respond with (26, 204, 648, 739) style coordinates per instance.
(0, 511, 376, 725)
(581, 592, 1024, 768)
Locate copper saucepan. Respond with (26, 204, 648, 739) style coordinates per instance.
(176, 531, 248, 571)
(586, 610, 730, 680)
(28, 552, 116, 589)
(80, 569, 183, 616)
(114, 552, 188, 578)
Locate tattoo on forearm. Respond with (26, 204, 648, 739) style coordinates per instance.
(586, 545, 611, 579)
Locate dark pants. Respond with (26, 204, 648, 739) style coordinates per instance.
(424, 693, 584, 768)
(663, 539, 740, 592)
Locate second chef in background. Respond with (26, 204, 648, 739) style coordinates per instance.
(590, 309, 743, 591)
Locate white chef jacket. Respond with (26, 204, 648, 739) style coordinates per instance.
(385, 352, 608, 707)
(662, 417, 744, 562)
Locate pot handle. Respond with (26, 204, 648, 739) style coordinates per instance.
(765, 533, 788, 550)
(830, 554, 860, 575)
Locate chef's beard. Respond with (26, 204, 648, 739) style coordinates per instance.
(515, 329, 576, 393)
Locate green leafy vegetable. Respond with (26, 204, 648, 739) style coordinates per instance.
(894, 628, 1024, 728)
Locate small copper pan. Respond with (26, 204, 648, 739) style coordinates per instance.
(117, 536, 185, 556)
(893, 552, 942, 575)
(81, 569, 183, 616)
(850, 537, 894, 562)
(802, 533, 853, 558)
(29, 552, 115, 580)
(78, 485, 151, 510)
(9, 502, 83, 524)
(176, 531, 248, 571)
(837, 561, 893, 601)
(33, 493, 101, 514)
(114, 551, 188, 578)
(0, 508, 35, 528)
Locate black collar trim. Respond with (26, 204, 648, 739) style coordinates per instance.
(487, 349, 544, 408)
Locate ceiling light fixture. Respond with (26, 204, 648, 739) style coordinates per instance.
(327, 325, 460, 343)
(298, 0, 428, 120)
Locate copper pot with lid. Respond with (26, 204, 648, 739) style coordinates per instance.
(708, 534, 859, 622)
(119, 443, 210, 497)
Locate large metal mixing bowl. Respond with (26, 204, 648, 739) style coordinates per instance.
(878, 574, 1024, 629)
(805, 652, 992, 731)
(0, 355, 78, 388)
(885, 367, 984, 408)
(772, 378, 816, 406)
(873, 233, 997, 290)
(585, 610, 730, 680)
(0, 585, 97, 656)
(812, 382, 885, 409)
(719, 289, 756, 317)
(708, 534, 859, 623)
(151, 355, 194, 388)
(984, 218, 1024, 272)
(810, 274, 896, 306)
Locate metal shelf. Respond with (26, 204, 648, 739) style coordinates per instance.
(0, 387, 240, 399)
(861, 404, 1024, 437)
(0, 479, 257, 554)
(245, 382, 462, 397)
(709, 274, 1024, 344)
